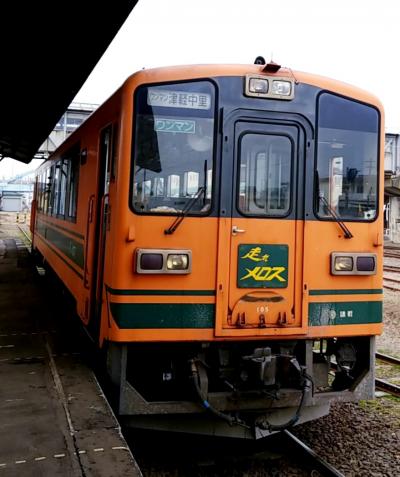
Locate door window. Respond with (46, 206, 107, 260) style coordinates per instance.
(237, 133, 292, 216)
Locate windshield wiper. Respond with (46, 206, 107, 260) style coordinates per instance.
(319, 195, 353, 239)
(164, 187, 206, 235)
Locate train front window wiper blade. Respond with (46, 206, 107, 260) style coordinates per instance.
(164, 186, 206, 235)
(319, 195, 353, 239)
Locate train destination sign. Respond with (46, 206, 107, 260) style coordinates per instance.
(147, 89, 211, 110)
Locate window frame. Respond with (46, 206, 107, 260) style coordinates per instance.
(235, 131, 294, 219)
(314, 91, 381, 223)
(130, 78, 218, 217)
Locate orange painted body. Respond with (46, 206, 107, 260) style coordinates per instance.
(31, 64, 384, 347)
(30, 64, 384, 435)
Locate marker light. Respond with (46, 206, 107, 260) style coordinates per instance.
(140, 253, 163, 270)
(167, 254, 189, 271)
(334, 256, 353, 272)
(271, 80, 292, 96)
(356, 256, 375, 272)
(249, 78, 269, 94)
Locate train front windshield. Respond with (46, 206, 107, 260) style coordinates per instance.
(132, 81, 215, 214)
(315, 93, 379, 221)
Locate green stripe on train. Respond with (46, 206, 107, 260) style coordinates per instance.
(308, 301, 382, 326)
(106, 285, 216, 296)
(110, 303, 215, 329)
(309, 289, 383, 296)
(36, 219, 84, 269)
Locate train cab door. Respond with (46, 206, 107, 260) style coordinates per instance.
(215, 116, 308, 337)
(87, 124, 115, 339)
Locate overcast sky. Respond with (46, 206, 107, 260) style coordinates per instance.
(2, 0, 399, 178)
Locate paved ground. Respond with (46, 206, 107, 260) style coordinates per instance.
(0, 216, 142, 476)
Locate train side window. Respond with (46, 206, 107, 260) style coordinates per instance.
(62, 143, 81, 222)
(53, 161, 61, 216)
(111, 124, 118, 181)
(58, 160, 69, 217)
(316, 93, 379, 221)
(99, 125, 116, 192)
(39, 173, 44, 212)
(67, 156, 79, 221)
(43, 168, 51, 214)
(46, 165, 55, 215)
(37, 172, 44, 212)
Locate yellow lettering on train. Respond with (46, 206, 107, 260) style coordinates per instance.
(241, 247, 269, 263)
(240, 266, 286, 282)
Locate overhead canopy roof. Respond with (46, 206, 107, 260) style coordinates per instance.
(0, 2, 137, 163)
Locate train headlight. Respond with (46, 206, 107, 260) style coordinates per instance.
(245, 75, 294, 100)
(331, 253, 377, 275)
(167, 254, 189, 271)
(249, 78, 269, 94)
(334, 256, 353, 272)
(271, 80, 292, 96)
(136, 249, 191, 274)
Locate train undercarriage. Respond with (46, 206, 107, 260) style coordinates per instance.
(107, 336, 375, 439)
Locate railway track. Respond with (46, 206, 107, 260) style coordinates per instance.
(16, 223, 32, 246)
(384, 253, 400, 259)
(383, 265, 400, 273)
(282, 430, 345, 476)
(375, 352, 400, 398)
(383, 253, 400, 289)
(383, 276, 400, 291)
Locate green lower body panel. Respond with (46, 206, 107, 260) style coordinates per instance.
(308, 301, 382, 326)
(110, 303, 215, 329)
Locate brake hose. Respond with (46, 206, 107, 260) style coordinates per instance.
(189, 359, 249, 428)
(190, 357, 312, 433)
(255, 359, 312, 432)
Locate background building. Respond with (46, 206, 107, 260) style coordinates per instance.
(0, 103, 97, 212)
(384, 132, 400, 242)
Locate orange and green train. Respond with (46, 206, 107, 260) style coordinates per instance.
(31, 59, 383, 438)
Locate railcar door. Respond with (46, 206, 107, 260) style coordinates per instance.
(86, 124, 115, 339)
(215, 116, 307, 337)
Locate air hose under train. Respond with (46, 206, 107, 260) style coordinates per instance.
(255, 357, 313, 432)
(189, 359, 250, 429)
(189, 357, 313, 433)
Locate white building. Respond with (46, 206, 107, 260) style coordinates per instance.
(384, 132, 400, 242)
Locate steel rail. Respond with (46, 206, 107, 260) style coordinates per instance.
(375, 378, 400, 398)
(17, 224, 32, 246)
(282, 430, 345, 477)
(383, 266, 400, 272)
(383, 277, 400, 284)
(383, 284, 400, 291)
(376, 352, 400, 367)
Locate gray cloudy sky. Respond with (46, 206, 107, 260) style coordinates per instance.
(74, 0, 400, 130)
(2, 0, 399, 177)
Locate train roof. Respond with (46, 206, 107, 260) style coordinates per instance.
(121, 63, 383, 110)
(36, 62, 383, 170)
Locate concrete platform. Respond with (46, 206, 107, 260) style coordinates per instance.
(0, 219, 142, 476)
